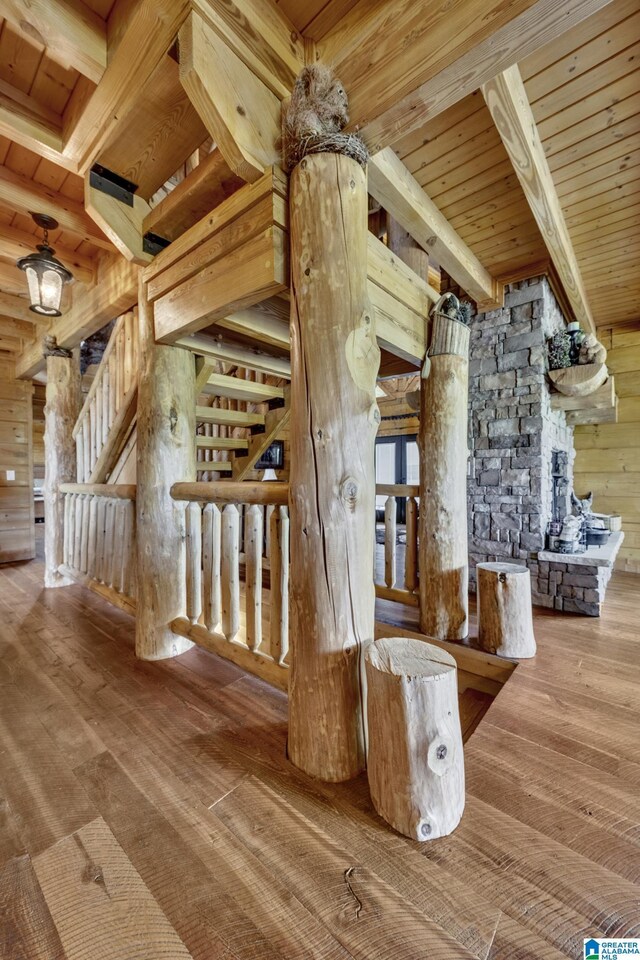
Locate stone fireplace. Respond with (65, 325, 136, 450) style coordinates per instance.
(467, 276, 622, 616)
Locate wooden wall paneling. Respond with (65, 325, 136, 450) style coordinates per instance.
(574, 331, 640, 571)
(0, 369, 34, 562)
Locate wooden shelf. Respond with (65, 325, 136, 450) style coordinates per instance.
(550, 375, 617, 425)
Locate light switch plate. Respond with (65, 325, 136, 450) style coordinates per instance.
(6, 470, 15, 481)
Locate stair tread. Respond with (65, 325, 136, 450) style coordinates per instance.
(204, 373, 285, 403)
(195, 406, 265, 427)
(197, 462, 232, 474)
(195, 436, 248, 450)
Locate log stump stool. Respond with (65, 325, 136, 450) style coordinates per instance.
(365, 637, 465, 841)
(477, 562, 536, 659)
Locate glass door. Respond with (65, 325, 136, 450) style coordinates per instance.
(375, 435, 418, 522)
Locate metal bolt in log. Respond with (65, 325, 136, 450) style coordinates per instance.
(365, 636, 465, 840)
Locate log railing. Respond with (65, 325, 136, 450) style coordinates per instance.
(59, 483, 137, 614)
(375, 483, 420, 607)
(169, 482, 290, 690)
(73, 311, 138, 483)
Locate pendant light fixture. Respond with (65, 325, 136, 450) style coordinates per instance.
(16, 213, 73, 316)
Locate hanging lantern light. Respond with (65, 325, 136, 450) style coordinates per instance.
(16, 213, 73, 317)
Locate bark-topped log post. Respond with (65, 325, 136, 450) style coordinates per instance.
(419, 306, 470, 640)
(288, 151, 380, 782)
(44, 346, 81, 587)
(136, 275, 196, 660)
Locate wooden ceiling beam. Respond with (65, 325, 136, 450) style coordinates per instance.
(0, 315, 37, 340)
(190, 0, 303, 100)
(0, 224, 96, 285)
(62, 0, 191, 173)
(0, 80, 74, 170)
(142, 148, 244, 242)
(368, 148, 502, 308)
(320, 0, 618, 152)
(0, 164, 111, 251)
(0, 291, 40, 323)
(0, 333, 23, 353)
(15, 254, 139, 379)
(0, 0, 107, 83)
(179, 10, 281, 183)
(482, 65, 595, 335)
(84, 173, 152, 265)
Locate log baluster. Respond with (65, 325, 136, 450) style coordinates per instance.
(384, 496, 397, 588)
(269, 505, 289, 665)
(221, 503, 240, 641)
(185, 502, 203, 624)
(244, 504, 263, 652)
(202, 502, 221, 632)
(405, 497, 418, 593)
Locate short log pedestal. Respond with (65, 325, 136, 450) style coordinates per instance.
(365, 637, 465, 841)
(477, 562, 536, 659)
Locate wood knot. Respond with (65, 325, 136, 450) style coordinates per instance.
(340, 477, 358, 505)
(236, 105, 246, 116)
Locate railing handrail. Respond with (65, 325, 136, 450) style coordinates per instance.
(72, 313, 126, 438)
(171, 481, 289, 505)
(376, 483, 419, 498)
(60, 483, 136, 500)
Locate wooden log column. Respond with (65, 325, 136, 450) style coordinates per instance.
(419, 312, 470, 640)
(136, 276, 196, 660)
(288, 152, 380, 782)
(44, 352, 81, 587)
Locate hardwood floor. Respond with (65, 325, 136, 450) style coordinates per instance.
(1, 555, 639, 959)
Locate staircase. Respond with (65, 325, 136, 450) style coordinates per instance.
(73, 310, 138, 484)
(187, 335, 291, 481)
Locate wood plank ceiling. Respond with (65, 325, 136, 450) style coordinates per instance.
(0, 0, 637, 368)
(391, 0, 639, 328)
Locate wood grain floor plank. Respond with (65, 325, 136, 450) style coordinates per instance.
(0, 684, 97, 857)
(1, 552, 639, 959)
(33, 816, 195, 960)
(116, 747, 357, 960)
(214, 777, 479, 960)
(75, 751, 294, 960)
(0, 855, 67, 960)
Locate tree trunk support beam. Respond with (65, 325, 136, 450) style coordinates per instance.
(419, 312, 470, 641)
(135, 276, 197, 660)
(44, 354, 81, 587)
(288, 152, 380, 782)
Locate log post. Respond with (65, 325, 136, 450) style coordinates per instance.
(477, 562, 536, 658)
(365, 636, 465, 840)
(44, 353, 81, 587)
(288, 152, 380, 782)
(136, 276, 196, 660)
(419, 311, 470, 640)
